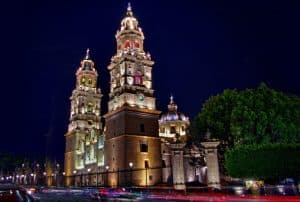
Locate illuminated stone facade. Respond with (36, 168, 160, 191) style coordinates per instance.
(104, 3, 162, 186)
(159, 97, 207, 186)
(201, 141, 221, 189)
(63, 3, 220, 188)
(159, 96, 190, 142)
(64, 50, 104, 185)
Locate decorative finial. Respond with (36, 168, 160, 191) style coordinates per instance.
(127, 2, 133, 16)
(168, 94, 178, 112)
(85, 48, 90, 60)
(127, 2, 131, 11)
(170, 95, 174, 103)
(204, 128, 211, 140)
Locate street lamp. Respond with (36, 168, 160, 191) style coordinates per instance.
(43, 172, 47, 186)
(129, 162, 133, 186)
(87, 168, 91, 186)
(30, 173, 34, 185)
(105, 166, 109, 187)
(73, 170, 77, 186)
(145, 167, 148, 187)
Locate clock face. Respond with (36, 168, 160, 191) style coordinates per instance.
(137, 93, 144, 101)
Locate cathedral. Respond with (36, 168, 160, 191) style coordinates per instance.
(64, 3, 220, 189)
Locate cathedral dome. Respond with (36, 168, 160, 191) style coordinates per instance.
(159, 96, 189, 124)
(120, 3, 139, 31)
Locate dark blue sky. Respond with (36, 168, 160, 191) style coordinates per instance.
(1, 0, 300, 163)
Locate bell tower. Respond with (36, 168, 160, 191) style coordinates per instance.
(65, 49, 103, 185)
(104, 3, 162, 186)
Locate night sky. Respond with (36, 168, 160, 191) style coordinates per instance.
(1, 0, 300, 163)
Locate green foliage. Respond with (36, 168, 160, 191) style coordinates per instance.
(192, 83, 300, 146)
(225, 144, 300, 180)
(192, 89, 238, 146)
(0, 153, 24, 171)
(0, 152, 45, 173)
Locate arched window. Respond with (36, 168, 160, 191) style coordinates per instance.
(170, 126, 176, 134)
(134, 71, 142, 85)
(134, 41, 139, 48)
(88, 78, 92, 85)
(84, 61, 91, 70)
(125, 40, 130, 48)
(162, 160, 166, 168)
(118, 44, 122, 50)
(87, 102, 93, 113)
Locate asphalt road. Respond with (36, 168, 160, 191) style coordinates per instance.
(35, 193, 181, 202)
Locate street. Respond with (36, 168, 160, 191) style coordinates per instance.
(33, 189, 300, 202)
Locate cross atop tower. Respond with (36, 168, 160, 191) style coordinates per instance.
(168, 95, 178, 112)
(85, 48, 90, 60)
(170, 95, 174, 104)
(127, 2, 133, 16)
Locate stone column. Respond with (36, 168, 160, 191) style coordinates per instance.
(201, 141, 220, 189)
(168, 143, 186, 190)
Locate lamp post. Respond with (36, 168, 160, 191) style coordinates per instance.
(129, 162, 133, 187)
(73, 170, 77, 186)
(105, 166, 109, 187)
(96, 168, 99, 187)
(62, 172, 65, 186)
(56, 164, 60, 186)
(145, 167, 147, 187)
(30, 173, 34, 185)
(87, 168, 91, 186)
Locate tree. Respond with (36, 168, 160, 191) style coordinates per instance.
(192, 83, 300, 147)
(191, 89, 238, 147)
(225, 144, 300, 181)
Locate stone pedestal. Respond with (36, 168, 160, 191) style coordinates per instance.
(201, 141, 220, 189)
(168, 143, 186, 190)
